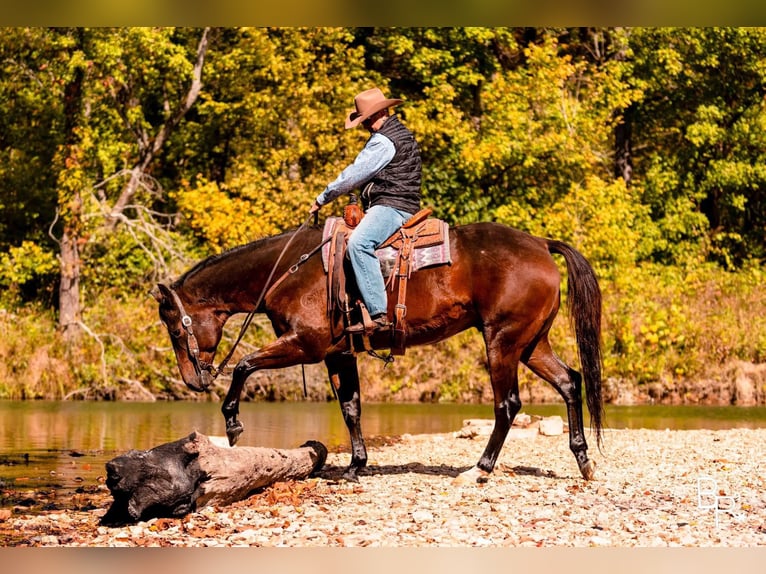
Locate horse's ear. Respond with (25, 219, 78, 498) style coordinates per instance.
(151, 283, 171, 303)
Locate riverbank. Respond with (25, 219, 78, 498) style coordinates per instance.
(2, 426, 764, 547)
(3, 285, 765, 407)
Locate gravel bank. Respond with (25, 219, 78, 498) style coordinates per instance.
(2, 427, 765, 547)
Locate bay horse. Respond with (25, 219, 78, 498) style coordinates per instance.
(152, 221, 604, 483)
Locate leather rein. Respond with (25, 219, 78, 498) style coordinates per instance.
(169, 214, 329, 383)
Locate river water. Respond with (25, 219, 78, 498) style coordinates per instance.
(2, 400, 766, 497)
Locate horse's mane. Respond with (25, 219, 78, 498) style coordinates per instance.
(173, 226, 311, 288)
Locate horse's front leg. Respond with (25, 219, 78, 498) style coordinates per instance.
(455, 334, 522, 485)
(325, 353, 367, 481)
(222, 373, 246, 446)
(222, 333, 314, 446)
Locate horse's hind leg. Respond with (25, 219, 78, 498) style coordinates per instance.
(325, 353, 367, 482)
(523, 336, 596, 480)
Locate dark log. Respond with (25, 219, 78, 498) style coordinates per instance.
(101, 431, 327, 525)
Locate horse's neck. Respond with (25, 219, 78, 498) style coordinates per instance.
(183, 234, 293, 314)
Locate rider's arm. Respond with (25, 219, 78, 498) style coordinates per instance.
(314, 133, 395, 207)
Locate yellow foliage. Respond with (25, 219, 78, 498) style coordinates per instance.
(496, 176, 656, 279)
(172, 176, 282, 252)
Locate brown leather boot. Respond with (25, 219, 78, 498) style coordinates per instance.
(346, 314, 391, 334)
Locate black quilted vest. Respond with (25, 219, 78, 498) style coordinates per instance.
(362, 115, 422, 215)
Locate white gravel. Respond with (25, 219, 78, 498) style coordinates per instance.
(4, 427, 766, 547)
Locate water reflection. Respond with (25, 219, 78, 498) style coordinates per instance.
(1, 400, 765, 496)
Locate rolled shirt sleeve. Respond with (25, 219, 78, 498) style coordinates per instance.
(315, 133, 395, 206)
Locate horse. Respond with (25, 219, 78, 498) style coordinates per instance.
(152, 220, 604, 484)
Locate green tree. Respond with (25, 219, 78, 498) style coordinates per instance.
(627, 27, 766, 266)
(0, 28, 65, 302)
(355, 28, 637, 230)
(0, 28, 210, 339)
(356, 27, 518, 223)
(171, 27, 374, 250)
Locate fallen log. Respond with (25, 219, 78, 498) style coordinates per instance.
(101, 431, 327, 525)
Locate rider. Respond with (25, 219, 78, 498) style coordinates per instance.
(309, 87, 422, 334)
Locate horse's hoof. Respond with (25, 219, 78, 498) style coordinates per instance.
(579, 459, 596, 481)
(226, 422, 244, 446)
(452, 466, 490, 486)
(342, 468, 360, 483)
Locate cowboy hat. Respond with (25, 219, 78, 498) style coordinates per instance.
(345, 87, 403, 129)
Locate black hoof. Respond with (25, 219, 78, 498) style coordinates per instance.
(226, 421, 244, 446)
(342, 468, 360, 482)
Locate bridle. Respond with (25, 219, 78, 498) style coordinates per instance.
(166, 214, 329, 387)
(166, 286, 219, 381)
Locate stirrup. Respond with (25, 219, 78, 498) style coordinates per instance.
(346, 316, 390, 334)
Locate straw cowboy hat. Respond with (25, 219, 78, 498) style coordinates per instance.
(345, 87, 403, 129)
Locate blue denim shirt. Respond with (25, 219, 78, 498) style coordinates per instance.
(315, 133, 395, 206)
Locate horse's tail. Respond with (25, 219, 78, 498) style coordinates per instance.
(546, 239, 604, 448)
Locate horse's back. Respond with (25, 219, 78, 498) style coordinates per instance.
(447, 222, 562, 317)
(450, 222, 557, 274)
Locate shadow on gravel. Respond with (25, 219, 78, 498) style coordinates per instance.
(317, 462, 566, 481)
(317, 462, 468, 480)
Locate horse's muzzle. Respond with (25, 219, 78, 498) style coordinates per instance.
(185, 369, 214, 392)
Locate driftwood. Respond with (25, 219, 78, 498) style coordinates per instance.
(101, 431, 327, 525)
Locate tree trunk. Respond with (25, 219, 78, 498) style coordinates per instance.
(610, 28, 633, 186)
(614, 103, 633, 184)
(58, 229, 81, 343)
(56, 28, 86, 342)
(101, 431, 327, 525)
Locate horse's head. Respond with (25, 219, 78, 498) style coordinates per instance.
(152, 283, 226, 392)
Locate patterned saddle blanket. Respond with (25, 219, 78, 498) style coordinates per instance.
(320, 216, 451, 276)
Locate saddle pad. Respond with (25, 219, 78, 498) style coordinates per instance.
(321, 216, 451, 277)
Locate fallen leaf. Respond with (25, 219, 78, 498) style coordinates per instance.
(151, 518, 178, 531)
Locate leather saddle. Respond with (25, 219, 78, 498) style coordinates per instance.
(321, 207, 451, 356)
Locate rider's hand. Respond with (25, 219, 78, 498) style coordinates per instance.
(309, 201, 321, 215)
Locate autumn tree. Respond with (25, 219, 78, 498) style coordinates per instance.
(0, 28, 65, 304)
(626, 27, 766, 266)
(170, 27, 374, 251)
(0, 28, 210, 344)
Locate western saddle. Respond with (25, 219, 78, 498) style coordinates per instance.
(322, 197, 450, 356)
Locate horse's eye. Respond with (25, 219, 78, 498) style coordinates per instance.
(161, 319, 182, 339)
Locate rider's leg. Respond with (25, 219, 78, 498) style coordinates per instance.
(346, 204, 410, 318)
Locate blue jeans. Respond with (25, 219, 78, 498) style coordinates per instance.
(347, 204, 412, 317)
